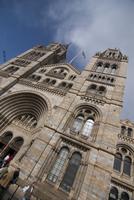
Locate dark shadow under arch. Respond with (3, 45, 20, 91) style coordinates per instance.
(0, 91, 49, 130)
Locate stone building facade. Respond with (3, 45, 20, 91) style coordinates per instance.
(0, 43, 134, 200)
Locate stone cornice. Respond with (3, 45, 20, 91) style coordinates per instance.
(111, 177, 134, 191)
(19, 78, 67, 96)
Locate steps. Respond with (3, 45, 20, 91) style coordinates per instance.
(33, 182, 69, 200)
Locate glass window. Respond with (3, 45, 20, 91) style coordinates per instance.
(47, 147, 69, 183)
(109, 187, 118, 200)
(123, 156, 131, 176)
(111, 68, 116, 75)
(11, 137, 24, 151)
(72, 116, 84, 133)
(127, 128, 132, 137)
(121, 126, 126, 135)
(1, 132, 13, 143)
(0, 132, 13, 153)
(5, 66, 19, 74)
(121, 192, 129, 200)
(89, 84, 97, 90)
(82, 119, 94, 137)
(96, 62, 103, 72)
(111, 64, 117, 75)
(60, 152, 81, 192)
(98, 86, 106, 95)
(113, 153, 122, 172)
(103, 67, 109, 73)
(103, 63, 110, 73)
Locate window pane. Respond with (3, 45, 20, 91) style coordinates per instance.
(127, 128, 132, 137)
(1, 132, 13, 143)
(113, 153, 122, 172)
(111, 68, 116, 75)
(72, 116, 84, 132)
(96, 62, 103, 72)
(103, 67, 109, 73)
(121, 126, 126, 135)
(109, 187, 118, 200)
(60, 152, 81, 192)
(82, 119, 94, 137)
(121, 192, 129, 200)
(47, 147, 69, 183)
(123, 157, 131, 176)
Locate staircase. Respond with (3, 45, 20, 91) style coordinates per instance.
(33, 182, 69, 200)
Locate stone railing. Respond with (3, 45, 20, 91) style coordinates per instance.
(118, 134, 134, 144)
(80, 93, 106, 106)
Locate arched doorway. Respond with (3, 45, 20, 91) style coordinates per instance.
(0, 136, 24, 166)
(0, 131, 13, 153)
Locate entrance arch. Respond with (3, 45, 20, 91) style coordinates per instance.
(0, 91, 50, 130)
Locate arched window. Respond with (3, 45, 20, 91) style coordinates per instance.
(96, 62, 103, 72)
(102, 76, 106, 81)
(51, 80, 56, 85)
(107, 77, 111, 83)
(89, 74, 93, 79)
(68, 75, 76, 80)
(127, 128, 132, 137)
(111, 78, 114, 83)
(1, 132, 13, 143)
(60, 152, 82, 192)
(98, 76, 101, 80)
(121, 192, 129, 200)
(23, 51, 45, 61)
(10, 137, 24, 152)
(114, 146, 133, 177)
(39, 68, 46, 73)
(58, 82, 67, 89)
(5, 66, 19, 74)
(93, 75, 97, 80)
(66, 83, 73, 89)
(98, 86, 106, 95)
(0, 132, 13, 153)
(71, 108, 96, 138)
(103, 63, 110, 73)
(90, 84, 97, 90)
(87, 84, 97, 94)
(121, 126, 126, 135)
(123, 156, 131, 176)
(58, 82, 72, 91)
(47, 147, 69, 183)
(113, 153, 122, 172)
(47, 67, 68, 79)
(82, 119, 94, 137)
(28, 74, 41, 82)
(109, 187, 118, 200)
(1, 136, 24, 163)
(72, 115, 84, 133)
(42, 78, 50, 84)
(111, 64, 117, 75)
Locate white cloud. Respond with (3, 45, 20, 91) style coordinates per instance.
(43, 0, 134, 121)
(9, 0, 134, 120)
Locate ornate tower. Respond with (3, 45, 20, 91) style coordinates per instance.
(0, 44, 133, 200)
